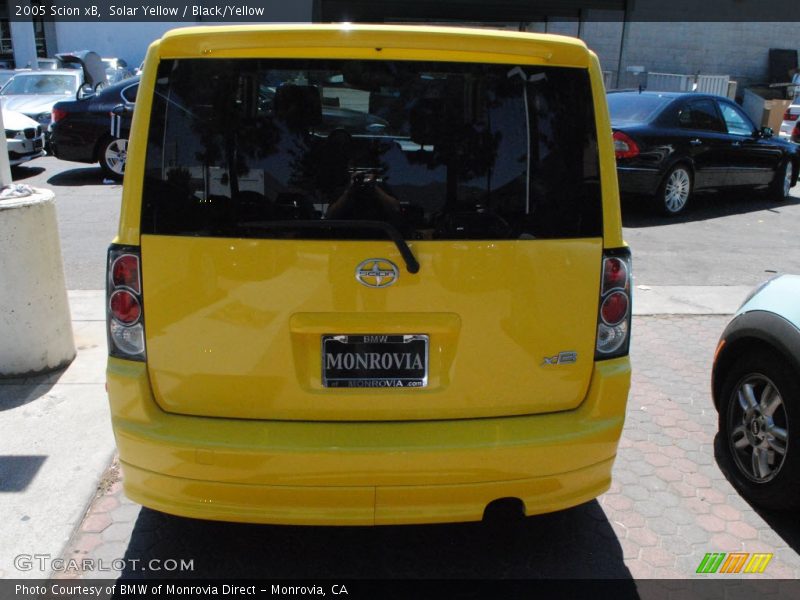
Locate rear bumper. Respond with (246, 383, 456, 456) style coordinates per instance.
(616, 166, 662, 196)
(122, 457, 615, 526)
(107, 357, 631, 525)
(49, 137, 95, 164)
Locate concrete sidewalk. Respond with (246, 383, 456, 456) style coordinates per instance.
(0, 290, 112, 579)
(0, 284, 755, 579)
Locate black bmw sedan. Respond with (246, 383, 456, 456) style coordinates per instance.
(50, 76, 138, 180)
(609, 91, 799, 215)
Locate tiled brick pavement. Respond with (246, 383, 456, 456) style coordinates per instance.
(55, 316, 800, 579)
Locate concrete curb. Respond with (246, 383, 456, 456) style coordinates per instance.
(632, 285, 752, 316)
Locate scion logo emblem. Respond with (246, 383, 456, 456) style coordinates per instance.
(355, 259, 399, 288)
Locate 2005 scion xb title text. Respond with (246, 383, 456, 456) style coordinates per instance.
(15, 583, 350, 598)
(15, 4, 265, 18)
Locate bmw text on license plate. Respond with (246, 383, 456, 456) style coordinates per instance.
(322, 334, 428, 388)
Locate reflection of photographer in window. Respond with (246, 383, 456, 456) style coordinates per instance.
(325, 168, 402, 225)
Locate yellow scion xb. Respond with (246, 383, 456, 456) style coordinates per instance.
(106, 24, 631, 525)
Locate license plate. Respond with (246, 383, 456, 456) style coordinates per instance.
(322, 334, 428, 388)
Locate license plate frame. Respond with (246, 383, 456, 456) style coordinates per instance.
(321, 334, 429, 388)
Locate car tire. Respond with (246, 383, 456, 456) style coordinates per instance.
(654, 164, 692, 216)
(99, 137, 127, 181)
(768, 160, 793, 201)
(717, 349, 800, 510)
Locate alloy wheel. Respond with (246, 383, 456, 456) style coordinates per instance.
(783, 162, 793, 198)
(664, 168, 690, 213)
(728, 374, 789, 483)
(104, 139, 127, 176)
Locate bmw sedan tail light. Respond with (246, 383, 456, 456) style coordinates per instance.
(613, 131, 640, 159)
(51, 108, 68, 123)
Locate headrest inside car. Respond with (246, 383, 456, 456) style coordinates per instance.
(274, 85, 323, 130)
(409, 98, 443, 146)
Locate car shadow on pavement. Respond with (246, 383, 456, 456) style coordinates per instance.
(47, 167, 111, 187)
(11, 165, 46, 181)
(751, 508, 800, 556)
(119, 500, 635, 580)
(713, 433, 800, 555)
(622, 190, 800, 228)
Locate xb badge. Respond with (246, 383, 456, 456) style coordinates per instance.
(542, 351, 578, 366)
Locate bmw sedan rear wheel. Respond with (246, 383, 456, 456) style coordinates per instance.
(718, 350, 800, 510)
(769, 160, 793, 201)
(655, 164, 692, 216)
(100, 137, 127, 181)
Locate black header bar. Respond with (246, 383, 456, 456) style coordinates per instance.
(6, 0, 800, 23)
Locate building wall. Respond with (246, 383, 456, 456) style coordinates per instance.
(520, 11, 797, 95)
(596, 21, 800, 91)
(526, 3, 799, 94)
(578, 13, 624, 78)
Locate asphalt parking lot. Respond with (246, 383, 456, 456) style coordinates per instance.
(7, 156, 800, 581)
(11, 158, 121, 291)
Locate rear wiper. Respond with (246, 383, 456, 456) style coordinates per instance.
(240, 219, 420, 274)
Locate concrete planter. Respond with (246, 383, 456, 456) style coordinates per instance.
(0, 188, 76, 377)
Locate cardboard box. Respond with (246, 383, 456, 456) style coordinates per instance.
(743, 88, 792, 131)
(765, 99, 792, 131)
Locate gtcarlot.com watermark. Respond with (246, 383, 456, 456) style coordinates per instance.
(14, 553, 194, 573)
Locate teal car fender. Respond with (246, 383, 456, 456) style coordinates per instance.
(712, 275, 800, 410)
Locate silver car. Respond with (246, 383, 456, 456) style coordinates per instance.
(0, 70, 83, 128)
(0, 51, 108, 133)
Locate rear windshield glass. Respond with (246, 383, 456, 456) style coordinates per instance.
(1, 73, 77, 95)
(141, 59, 601, 240)
(608, 93, 671, 124)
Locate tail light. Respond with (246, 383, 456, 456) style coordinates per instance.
(783, 109, 798, 122)
(51, 108, 67, 123)
(613, 131, 639, 159)
(107, 245, 145, 360)
(596, 249, 632, 360)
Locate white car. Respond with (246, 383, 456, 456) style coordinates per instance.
(779, 98, 800, 140)
(3, 108, 45, 166)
